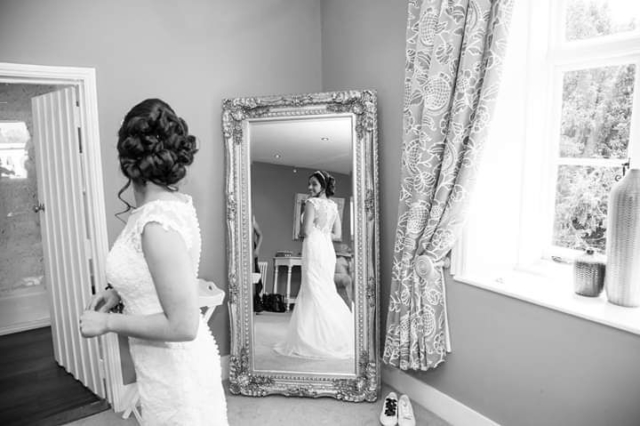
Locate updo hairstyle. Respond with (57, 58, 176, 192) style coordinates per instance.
(309, 170, 336, 197)
(116, 98, 198, 213)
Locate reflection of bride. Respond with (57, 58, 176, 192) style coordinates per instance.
(275, 170, 354, 359)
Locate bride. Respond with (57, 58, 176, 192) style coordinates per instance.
(275, 170, 354, 359)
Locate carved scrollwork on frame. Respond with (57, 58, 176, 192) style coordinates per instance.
(228, 347, 275, 397)
(364, 189, 375, 218)
(331, 357, 378, 402)
(326, 91, 377, 141)
(222, 99, 272, 145)
(222, 90, 380, 402)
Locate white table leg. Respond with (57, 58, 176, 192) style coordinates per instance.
(286, 266, 293, 311)
(273, 264, 280, 294)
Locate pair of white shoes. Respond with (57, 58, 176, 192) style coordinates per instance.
(380, 392, 415, 426)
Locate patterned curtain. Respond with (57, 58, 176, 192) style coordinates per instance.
(383, 0, 514, 371)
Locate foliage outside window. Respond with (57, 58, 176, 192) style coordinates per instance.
(549, 0, 639, 256)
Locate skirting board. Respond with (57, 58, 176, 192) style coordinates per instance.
(0, 318, 50, 336)
(381, 363, 499, 426)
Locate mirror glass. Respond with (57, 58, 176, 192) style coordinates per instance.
(249, 116, 355, 375)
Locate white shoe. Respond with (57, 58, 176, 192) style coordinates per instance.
(398, 394, 416, 426)
(379, 391, 398, 426)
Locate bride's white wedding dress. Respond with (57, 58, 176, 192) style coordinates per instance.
(275, 197, 354, 359)
(106, 195, 228, 425)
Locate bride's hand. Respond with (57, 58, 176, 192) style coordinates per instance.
(87, 288, 120, 313)
(79, 311, 110, 338)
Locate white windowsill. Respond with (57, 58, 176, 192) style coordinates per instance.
(453, 265, 640, 337)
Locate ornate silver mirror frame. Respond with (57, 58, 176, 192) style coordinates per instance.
(222, 90, 380, 401)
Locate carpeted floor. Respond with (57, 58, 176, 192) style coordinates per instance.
(253, 311, 354, 374)
(63, 382, 451, 426)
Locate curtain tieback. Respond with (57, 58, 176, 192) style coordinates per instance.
(414, 254, 451, 280)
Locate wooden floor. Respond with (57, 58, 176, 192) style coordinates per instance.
(0, 327, 107, 426)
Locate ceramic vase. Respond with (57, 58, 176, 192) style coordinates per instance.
(573, 248, 606, 297)
(605, 169, 640, 307)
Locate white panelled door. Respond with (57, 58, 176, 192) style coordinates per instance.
(31, 87, 105, 398)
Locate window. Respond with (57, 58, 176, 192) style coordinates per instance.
(454, 0, 640, 277)
(547, 0, 640, 260)
(451, 0, 640, 334)
(0, 122, 30, 179)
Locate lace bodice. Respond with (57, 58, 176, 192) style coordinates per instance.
(106, 196, 201, 315)
(306, 197, 338, 235)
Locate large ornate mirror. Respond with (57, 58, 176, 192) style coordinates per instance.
(222, 90, 379, 401)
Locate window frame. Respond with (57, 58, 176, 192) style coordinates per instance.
(450, 0, 640, 336)
(544, 0, 640, 262)
(452, 0, 640, 275)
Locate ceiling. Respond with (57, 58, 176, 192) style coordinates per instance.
(249, 116, 353, 175)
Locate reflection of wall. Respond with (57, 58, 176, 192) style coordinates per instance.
(251, 161, 352, 294)
(322, 2, 640, 426)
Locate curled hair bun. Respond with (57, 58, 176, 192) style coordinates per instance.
(117, 99, 198, 187)
(311, 170, 336, 197)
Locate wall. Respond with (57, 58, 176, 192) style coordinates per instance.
(0, 0, 322, 355)
(321, 1, 640, 426)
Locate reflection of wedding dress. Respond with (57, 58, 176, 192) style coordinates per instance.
(275, 197, 354, 359)
(106, 196, 228, 425)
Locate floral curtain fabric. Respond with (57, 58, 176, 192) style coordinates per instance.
(383, 0, 514, 370)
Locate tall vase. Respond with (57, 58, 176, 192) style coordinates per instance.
(605, 169, 640, 307)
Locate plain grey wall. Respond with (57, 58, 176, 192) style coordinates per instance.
(0, 0, 323, 356)
(321, 1, 640, 426)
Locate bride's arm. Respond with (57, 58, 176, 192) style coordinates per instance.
(80, 223, 200, 342)
(302, 201, 316, 238)
(331, 213, 342, 241)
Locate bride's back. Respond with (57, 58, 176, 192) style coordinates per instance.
(307, 197, 337, 235)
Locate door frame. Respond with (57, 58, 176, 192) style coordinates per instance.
(0, 62, 128, 410)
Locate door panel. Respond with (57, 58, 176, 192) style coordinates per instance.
(32, 88, 104, 398)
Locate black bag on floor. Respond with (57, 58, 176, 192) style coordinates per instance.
(262, 293, 286, 313)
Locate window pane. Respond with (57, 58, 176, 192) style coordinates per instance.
(565, 0, 640, 41)
(552, 165, 621, 253)
(559, 64, 635, 159)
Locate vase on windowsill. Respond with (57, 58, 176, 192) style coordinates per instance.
(573, 248, 606, 297)
(605, 169, 640, 308)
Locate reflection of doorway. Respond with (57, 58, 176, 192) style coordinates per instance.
(0, 64, 114, 423)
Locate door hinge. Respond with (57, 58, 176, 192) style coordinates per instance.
(98, 358, 106, 380)
(73, 100, 83, 154)
(77, 127, 83, 153)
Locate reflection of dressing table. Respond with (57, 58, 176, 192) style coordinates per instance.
(272, 256, 302, 311)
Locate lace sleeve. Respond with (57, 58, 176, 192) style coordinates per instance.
(305, 197, 320, 212)
(130, 202, 192, 253)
